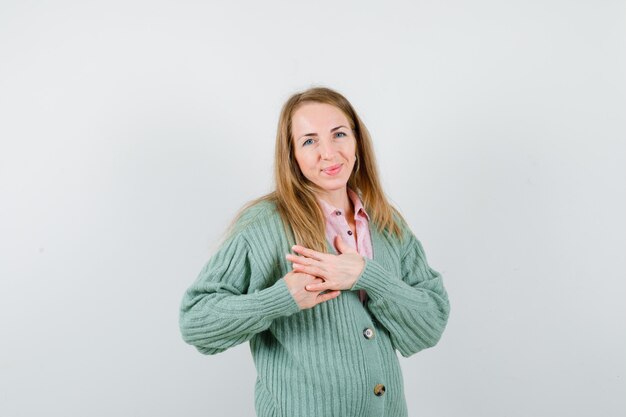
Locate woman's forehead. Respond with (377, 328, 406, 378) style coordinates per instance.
(291, 102, 351, 135)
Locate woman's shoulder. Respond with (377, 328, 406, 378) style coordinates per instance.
(221, 196, 290, 264)
(379, 206, 412, 239)
(237, 197, 278, 222)
(230, 195, 282, 237)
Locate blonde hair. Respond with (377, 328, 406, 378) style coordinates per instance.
(226, 86, 406, 252)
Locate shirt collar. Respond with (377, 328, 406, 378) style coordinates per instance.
(317, 188, 371, 221)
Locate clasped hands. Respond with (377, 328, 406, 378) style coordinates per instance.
(283, 235, 365, 310)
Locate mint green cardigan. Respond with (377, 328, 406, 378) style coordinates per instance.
(179, 200, 450, 417)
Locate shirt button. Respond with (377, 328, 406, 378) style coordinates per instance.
(335, 210, 342, 215)
(373, 384, 386, 396)
(363, 328, 375, 339)
(347, 230, 353, 235)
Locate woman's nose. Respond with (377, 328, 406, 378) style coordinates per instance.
(318, 137, 336, 159)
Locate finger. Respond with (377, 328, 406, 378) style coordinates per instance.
(316, 290, 341, 303)
(285, 253, 320, 267)
(293, 272, 316, 280)
(334, 235, 357, 254)
(305, 281, 333, 292)
(291, 245, 325, 261)
(292, 263, 326, 279)
(301, 276, 324, 286)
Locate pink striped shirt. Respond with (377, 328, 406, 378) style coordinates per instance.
(317, 188, 372, 303)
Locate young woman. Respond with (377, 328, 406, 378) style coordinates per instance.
(179, 87, 450, 417)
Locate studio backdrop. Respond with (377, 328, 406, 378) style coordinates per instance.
(1, 1, 625, 416)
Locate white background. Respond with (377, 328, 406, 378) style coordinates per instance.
(1, 1, 625, 416)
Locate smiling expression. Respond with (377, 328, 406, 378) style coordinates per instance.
(291, 102, 357, 196)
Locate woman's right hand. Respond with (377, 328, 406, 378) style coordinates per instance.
(283, 270, 341, 310)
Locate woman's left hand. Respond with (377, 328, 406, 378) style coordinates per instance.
(285, 235, 365, 292)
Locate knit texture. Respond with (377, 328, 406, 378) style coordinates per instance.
(179, 200, 450, 417)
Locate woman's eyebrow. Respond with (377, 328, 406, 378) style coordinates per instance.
(300, 125, 349, 138)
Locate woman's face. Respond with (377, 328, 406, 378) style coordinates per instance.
(291, 102, 357, 195)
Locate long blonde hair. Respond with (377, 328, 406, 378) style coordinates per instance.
(227, 86, 405, 252)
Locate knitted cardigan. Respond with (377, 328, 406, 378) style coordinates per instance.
(179, 200, 450, 417)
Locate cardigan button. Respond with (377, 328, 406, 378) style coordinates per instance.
(373, 384, 386, 396)
(347, 230, 353, 235)
(363, 328, 375, 339)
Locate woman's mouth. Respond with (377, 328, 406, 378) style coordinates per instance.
(322, 164, 342, 176)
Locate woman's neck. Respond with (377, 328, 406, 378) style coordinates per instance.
(317, 188, 354, 217)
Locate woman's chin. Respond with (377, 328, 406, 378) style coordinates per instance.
(314, 180, 349, 193)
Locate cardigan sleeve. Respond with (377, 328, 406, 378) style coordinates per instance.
(179, 232, 300, 355)
(351, 226, 450, 357)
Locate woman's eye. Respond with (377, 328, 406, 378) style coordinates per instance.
(303, 138, 314, 146)
(335, 131, 347, 138)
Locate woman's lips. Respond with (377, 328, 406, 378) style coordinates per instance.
(322, 164, 342, 176)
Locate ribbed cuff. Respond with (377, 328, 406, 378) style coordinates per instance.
(254, 278, 301, 319)
(351, 258, 408, 301)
